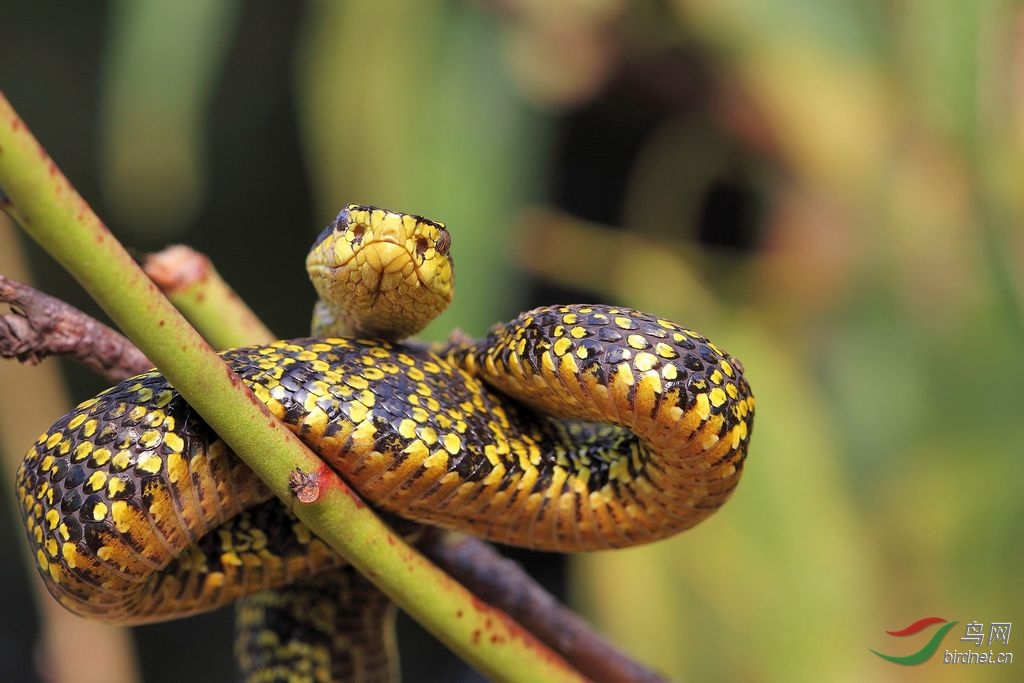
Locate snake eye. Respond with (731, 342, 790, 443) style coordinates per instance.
(337, 208, 368, 243)
(435, 229, 451, 256)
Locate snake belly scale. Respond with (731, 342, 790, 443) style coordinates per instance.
(15, 205, 755, 644)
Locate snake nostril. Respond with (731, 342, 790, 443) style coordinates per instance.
(351, 223, 366, 245)
(415, 236, 429, 255)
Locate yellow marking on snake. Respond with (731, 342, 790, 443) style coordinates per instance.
(16, 204, 754, 681)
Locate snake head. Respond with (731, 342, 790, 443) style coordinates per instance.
(306, 204, 455, 340)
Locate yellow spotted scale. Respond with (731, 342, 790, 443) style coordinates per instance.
(15, 205, 754, 630)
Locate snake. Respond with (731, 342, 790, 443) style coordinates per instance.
(15, 205, 754, 680)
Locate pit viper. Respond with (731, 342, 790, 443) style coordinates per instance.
(16, 205, 754, 681)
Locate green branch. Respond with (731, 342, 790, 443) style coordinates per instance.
(142, 245, 276, 348)
(0, 92, 584, 683)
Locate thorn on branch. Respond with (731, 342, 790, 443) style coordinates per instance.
(289, 467, 321, 504)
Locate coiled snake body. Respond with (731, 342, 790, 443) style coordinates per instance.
(16, 206, 754, 678)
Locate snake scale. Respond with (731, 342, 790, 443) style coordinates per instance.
(15, 205, 754, 679)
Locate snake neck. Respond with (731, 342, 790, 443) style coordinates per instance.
(310, 299, 410, 340)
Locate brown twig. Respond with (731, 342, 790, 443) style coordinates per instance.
(0, 274, 150, 381)
(422, 532, 669, 683)
(0, 275, 668, 683)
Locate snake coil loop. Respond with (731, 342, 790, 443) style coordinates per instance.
(16, 205, 753, 679)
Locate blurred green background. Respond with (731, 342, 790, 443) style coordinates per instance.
(1, 1, 1022, 681)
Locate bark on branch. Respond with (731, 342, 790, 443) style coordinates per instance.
(0, 274, 149, 381)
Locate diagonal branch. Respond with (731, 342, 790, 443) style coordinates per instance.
(139, 245, 667, 683)
(0, 92, 586, 683)
(0, 257, 667, 683)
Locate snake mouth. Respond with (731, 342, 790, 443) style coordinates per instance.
(358, 237, 442, 290)
(333, 238, 439, 294)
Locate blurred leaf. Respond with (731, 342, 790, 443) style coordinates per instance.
(100, 0, 241, 236)
(296, 1, 545, 338)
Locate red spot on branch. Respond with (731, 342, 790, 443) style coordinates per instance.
(343, 484, 366, 508)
